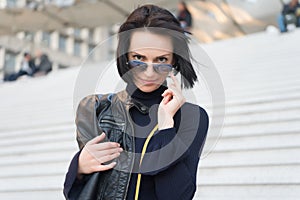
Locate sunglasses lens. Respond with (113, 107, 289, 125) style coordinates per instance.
(128, 60, 147, 71)
(154, 64, 173, 73)
(128, 60, 172, 73)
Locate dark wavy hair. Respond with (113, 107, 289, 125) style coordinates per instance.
(116, 4, 197, 89)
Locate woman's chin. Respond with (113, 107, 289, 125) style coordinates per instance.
(137, 83, 161, 93)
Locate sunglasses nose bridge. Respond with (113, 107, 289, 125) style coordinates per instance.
(144, 62, 157, 74)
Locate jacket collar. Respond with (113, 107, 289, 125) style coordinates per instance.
(116, 90, 150, 114)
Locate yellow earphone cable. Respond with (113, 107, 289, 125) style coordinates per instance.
(134, 124, 159, 200)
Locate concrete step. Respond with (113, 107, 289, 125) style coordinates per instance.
(0, 132, 74, 147)
(226, 99, 300, 116)
(0, 175, 63, 192)
(197, 164, 300, 185)
(225, 83, 300, 100)
(0, 124, 74, 138)
(224, 109, 300, 126)
(195, 185, 300, 200)
(0, 151, 77, 166)
(214, 120, 299, 137)
(0, 120, 73, 132)
(0, 190, 64, 200)
(0, 162, 68, 178)
(0, 140, 76, 156)
(212, 132, 300, 152)
(224, 90, 300, 107)
(200, 148, 300, 168)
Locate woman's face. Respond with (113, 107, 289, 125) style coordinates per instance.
(128, 30, 174, 93)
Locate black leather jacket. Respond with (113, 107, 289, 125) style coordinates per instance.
(75, 90, 145, 200)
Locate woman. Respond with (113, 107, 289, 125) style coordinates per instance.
(64, 4, 209, 200)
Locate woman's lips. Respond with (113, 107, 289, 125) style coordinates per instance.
(139, 78, 158, 85)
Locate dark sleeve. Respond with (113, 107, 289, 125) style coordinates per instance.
(63, 150, 82, 199)
(282, 4, 295, 14)
(64, 94, 107, 199)
(29, 59, 37, 72)
(63, 150, 93, 200)
(140, 105, 209, 175)
(186, 12, 192, 27)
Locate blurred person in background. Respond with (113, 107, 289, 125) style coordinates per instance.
(277, 0, 300, 32)
(34, 50, 52, 76)
(18, 52, 37, 77)
(64, 4, 208, 200)
(177, 1, 193, 32)
(4, 52, 36, 81)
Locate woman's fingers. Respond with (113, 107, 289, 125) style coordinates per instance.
(79, 143, 122, 174)
(163, 93, 173, 104)
(93, 141, 120, 151)
(80, 134, 121, 174)
(97, 161, 117, 171)
(92, 147, 123, 158)
(170, 73, 180, 89)
(87, 132, 106, 145)
(97, 152, 121, 164)
(162, 88, 175, 97)
(162, 87, 182, 103)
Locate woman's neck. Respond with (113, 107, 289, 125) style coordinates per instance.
(125, 81, 167, 106)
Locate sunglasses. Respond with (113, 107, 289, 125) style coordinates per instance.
(126, 60, 174, 74)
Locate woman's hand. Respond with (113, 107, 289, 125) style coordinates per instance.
(78, 132, 123, 177)
(158, 73, 186, 130)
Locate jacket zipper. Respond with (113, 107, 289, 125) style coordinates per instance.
(121, 99, 135, 200)
(99, 119, 125, 132)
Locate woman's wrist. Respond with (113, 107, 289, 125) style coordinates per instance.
(158, 117, 174, 130)
(77, 164, 84, 180)
(77, 172, 84, 180)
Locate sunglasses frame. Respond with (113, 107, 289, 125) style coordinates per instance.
(126, 60, 175, 74)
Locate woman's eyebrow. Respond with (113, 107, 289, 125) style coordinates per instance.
(129, 51, 171, 57)
(129, 51, 145, 56)
(155, 54, 171, 57)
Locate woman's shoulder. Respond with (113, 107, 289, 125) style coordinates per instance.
(75, 93, 115, 117)
(79, 93, 114, 103)
(77, 93, 114, 107)
(181, 102, 209, 119)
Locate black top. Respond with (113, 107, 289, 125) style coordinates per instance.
(63, 82, 209, 200)
(282, 2, 300, 15)
(125, 82, 167, 200)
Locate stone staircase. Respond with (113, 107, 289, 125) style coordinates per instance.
(0, 29, 300, 199)
(195, 30, 300, 199)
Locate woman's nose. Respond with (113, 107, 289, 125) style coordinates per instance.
(144, 63, 156, 76)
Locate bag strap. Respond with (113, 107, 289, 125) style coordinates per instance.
(134, 124, 159, 200)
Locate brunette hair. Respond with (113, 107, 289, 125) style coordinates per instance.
(116, 4, 197, 89)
